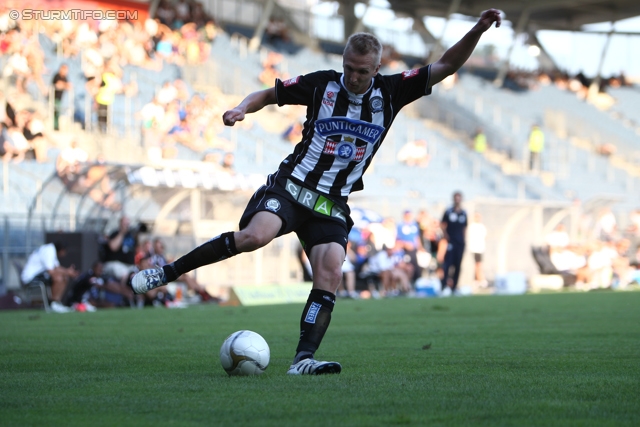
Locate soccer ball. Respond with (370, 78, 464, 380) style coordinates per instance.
(219, 330, 270, 376)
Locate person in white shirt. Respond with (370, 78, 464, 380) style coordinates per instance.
(467, 212, 487, 286)
(546, 223, 570, 249)
(21, 242, 79, 311)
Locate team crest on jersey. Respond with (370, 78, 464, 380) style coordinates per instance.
(282, 76, 301, 87)
(369, 96, 384, 113)
(402, 69, 420, 79)
(323, 137, 366, 162)
(265, 198, 281, 212)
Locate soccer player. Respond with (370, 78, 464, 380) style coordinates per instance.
(132, 9, 502, 375)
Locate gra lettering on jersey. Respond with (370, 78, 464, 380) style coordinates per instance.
(314, 117, 384, 145)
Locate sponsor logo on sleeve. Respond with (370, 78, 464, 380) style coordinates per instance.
(402, 69, 420, 79)
(282, 76, 301, 87)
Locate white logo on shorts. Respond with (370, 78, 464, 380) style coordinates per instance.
(265, 198, 281, 212)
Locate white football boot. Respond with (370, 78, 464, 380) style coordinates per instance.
(131, 266, 166, 294)
(287, 358, 342, 375)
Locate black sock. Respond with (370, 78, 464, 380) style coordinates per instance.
(162, 232, 238, 283)
(294, 289, 335, 363)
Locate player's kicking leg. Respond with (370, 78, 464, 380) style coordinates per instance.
(131, 212, 282, 294)
(287, 240, 345, 375)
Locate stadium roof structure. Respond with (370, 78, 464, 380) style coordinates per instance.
(384, 0, 640, 32)
(315, 0, 640, 83)
(358, 0, 640, 84)
(26, 163, 265, 236)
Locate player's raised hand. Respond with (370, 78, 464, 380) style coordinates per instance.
(223, 108, 245, 126)
(477, 9, 502, 32)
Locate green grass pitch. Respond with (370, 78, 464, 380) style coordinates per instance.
(1, 291, 639, 426)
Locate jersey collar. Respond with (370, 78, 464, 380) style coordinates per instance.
(340, 74, 375, 97)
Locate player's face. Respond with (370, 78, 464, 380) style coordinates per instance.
(342, 49, 380, 94)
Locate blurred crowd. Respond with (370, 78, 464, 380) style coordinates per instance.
(502, 68, 632, 96)
(1, 98, 49, 163)
(136, 80, 235, 164)
(22, 216, 217, 313)
(545, 208, 640, 291)
(333, 208, 454, 299)
(0, 0, 232, 166)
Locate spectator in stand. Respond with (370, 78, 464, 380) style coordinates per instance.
(528, 124, 544, 172)
(282, 121, 303, 145)
(473, 127, 487, 153)
(61, 261, 134, 310)
(156, 0, 176, 28)
(368, 244, 411, 297)
(595, 208, 617, 242)
(200, 20, 218, 44)
(546, 223, 570, 249)
(417, 209, 442, 261)
(21, 241, 79, 313)
(181, 23, 201, 65)
(4, 46, 30, 95)
(139, 96, 165, 152)
(259, 51, 287, 88)
(628, 209, 640, 240)
(397, 139, 430, 167)
(23, 111, 48, 162)
(55, 139, 89, 189)
(632, 244, 640, 269)
(84, 155, 120, 210)
(81, 42, 105, 90)
(338, 241, 359, 299)
(2, 125, 30, 163)
(265, 16, 290, 49)
(103, 217, 142, 281)
(467, 212, 487, 287)
(95, 62, 124, 133)
(52, 64, 72, 131)
(174, 0, 192, 29)
(167, 117, 193, 146)
(221, 152, 235, 172)
(157, 81, 178, 106)
(369, 217, 397, 252)
(396, 210, 425, 283)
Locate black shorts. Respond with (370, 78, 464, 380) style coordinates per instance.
(473, 253, 483, 263)
(239, 173, 353, 256)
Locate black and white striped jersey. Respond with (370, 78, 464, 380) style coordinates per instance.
(274, 65, 432, 199)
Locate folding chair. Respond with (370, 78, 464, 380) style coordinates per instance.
(12, 260, 52, 312)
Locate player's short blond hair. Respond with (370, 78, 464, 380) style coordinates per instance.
(344, 33, 382, 65)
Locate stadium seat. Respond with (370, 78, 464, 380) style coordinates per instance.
(12, 260, 51, 313)
(531, 246, 577, 287)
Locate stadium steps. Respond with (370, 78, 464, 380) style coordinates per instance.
(435, 74, 640, 207)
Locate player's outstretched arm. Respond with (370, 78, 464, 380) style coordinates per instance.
(222, 87, 277, 126)
(429, 9, 501, 87)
